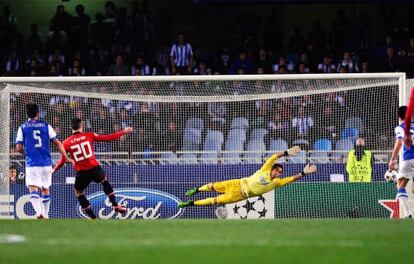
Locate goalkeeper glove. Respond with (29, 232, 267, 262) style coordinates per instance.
(284, 146, 301, 156)
(300, 164, 317, 176)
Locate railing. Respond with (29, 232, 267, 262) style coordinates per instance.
(8, 150, 392, 165)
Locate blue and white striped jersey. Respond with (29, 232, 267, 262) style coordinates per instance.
(16, 119, 57, 167)
(395, 123, 414, 161)
(170, 43, 193, 67)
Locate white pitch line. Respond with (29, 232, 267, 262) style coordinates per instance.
(39, 238, 369, 248)
(0, 234, 26, 243)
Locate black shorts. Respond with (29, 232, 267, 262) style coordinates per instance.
(74, 166, 106, 192)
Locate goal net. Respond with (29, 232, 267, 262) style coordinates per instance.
(0, 73, 408, 219)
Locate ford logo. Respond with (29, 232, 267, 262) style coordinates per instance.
(78, 188, 183, 219)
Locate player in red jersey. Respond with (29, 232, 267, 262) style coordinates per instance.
(404, 87, 414, 147)
(52, 118, 133, 219)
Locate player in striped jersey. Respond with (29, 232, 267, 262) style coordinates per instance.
(16, 104, 73, 219)
(179, 146, 317, 207)
(170, 33, 193, 75)
(389, 106, 413, 217)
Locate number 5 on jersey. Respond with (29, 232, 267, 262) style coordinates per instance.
(71, 141, 93, 162)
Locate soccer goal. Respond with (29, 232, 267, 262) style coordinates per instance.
(0, 73, 409, 219)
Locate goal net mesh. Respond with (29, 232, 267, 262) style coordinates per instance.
(0, 75, 405, 219)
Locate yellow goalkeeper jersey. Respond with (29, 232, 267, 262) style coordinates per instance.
(240, 154, 294, 197)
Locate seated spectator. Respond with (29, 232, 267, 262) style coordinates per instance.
(381, 47, 400, 72)
(317, 54, 336, 73)
(291, 105, 314, 140)
(361, 61, 370, 73)
(193, 61, 211, 75)
(27, 24, 44, 52)
(68, 59, 86, 76)
(8, 166, 24, 184)
(267, 112, 290, 140)
(337, 51, 359, 73)
(208, 101, 226, 126)
(108, 54, 129, 76)
(90, 48, 109, 75)
(131, 56, 153, 76)
(297, 63, 309, 74)
(48, 48, 65, 65)
(161, 120, 181, 152)
(272, 56, 295, 73)
(229, 51, 254, 74)
(3, 50, 21, 76)
(153, 43, 171, 75)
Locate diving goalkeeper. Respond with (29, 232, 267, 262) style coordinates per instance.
(179, 146, 317, 208)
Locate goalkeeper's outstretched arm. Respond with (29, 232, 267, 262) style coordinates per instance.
(261, 146, 301, 171)
(276, 164, 317, 187)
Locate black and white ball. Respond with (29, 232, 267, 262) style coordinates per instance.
(384, 170, 397, 182)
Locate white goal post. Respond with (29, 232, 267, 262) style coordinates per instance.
(0, 72, 410, 219)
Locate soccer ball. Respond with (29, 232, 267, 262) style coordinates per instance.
(215, 207, 228, 219)
(384, 170, 397, 182)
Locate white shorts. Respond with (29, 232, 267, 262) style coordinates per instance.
(397, 159, 414, 180)
(25, 166, 52, 188)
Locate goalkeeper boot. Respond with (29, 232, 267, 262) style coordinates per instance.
(113, 205, 127, 214)
(185, 188, 199, 196)
(178, 201, 194, 208)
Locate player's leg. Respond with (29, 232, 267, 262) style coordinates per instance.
(25, 167, 44, 218)
(92, 166, 126, 214)
(186, 180, 229, 196)
(397, 178, 412, 218)
(396, 160, 413, 218)
(40, 166, 53, 219)
(41, 188, 51, 219)
(75, 172, 96, 219)
(28, 185, 43, 218)
(180, 180, 245, 207)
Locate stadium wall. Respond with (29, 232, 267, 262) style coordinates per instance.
(6, 164, 395, 219)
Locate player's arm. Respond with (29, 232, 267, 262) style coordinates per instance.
(15, 126, 24, 153)
(389, 138, 403, 171)
(404, 88, 414, 147)
(94, 127, 133, 142)
(277, 164, 317, 186)
(261, 146, 301, 171)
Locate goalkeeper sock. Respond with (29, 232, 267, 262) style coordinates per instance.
(102, 180, 117, 206)
(194, 198, 215, 206)
(198, 184, 212, 192)
(397, 188, 412, 217)
(78, 194, 96, 219)
(41, 194, 51, 218)
(29, 191, 42, 217)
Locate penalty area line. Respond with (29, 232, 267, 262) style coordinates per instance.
(0, 234, 26, 243)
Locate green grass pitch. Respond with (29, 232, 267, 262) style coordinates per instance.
(0, 219, 413, 264)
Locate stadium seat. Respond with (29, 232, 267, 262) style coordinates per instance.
(231, 117, 249, 129)
(288, 150, 307, 164)
(340, 128, 359, 141)
(223, 129, 246, 164)
(345, 117, 364, 132)
(250, 128, 267, 141)
(244, 139, 266, 164)
(292, 139, 310, 150)
(182, 128, 202, 151)
(185, 117, 204, 131)
(159, 152, 178, 165)
(200, 130, 224, 164)
(179, 153, 198, 164)
(331, 139, 354, 163)
(310, 139, 332, 163)
(268, 138, 289, 163)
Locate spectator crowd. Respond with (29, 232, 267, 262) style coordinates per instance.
(1, 2, 404, 155)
